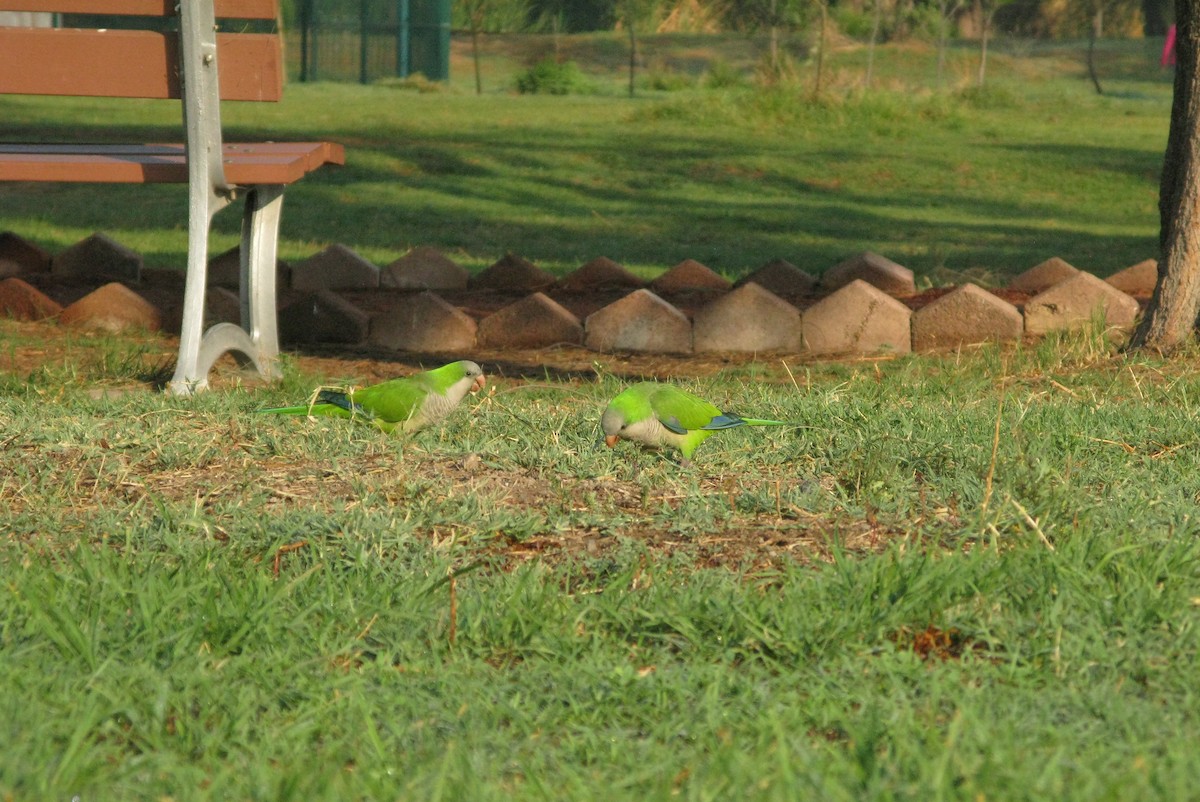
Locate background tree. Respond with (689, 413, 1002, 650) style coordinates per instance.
(1071, 0, 1148, 92)
(969, 0, 1017, 85)
(724, 0, 811, 82)
(768, 0, 784, 71)
(1142, 0, 1173, 33)
(864, 0, 886, 89)
(526, 0, 614, 30)
(935, 0, 966, 87)
(811, 0, 830, 95)
(527, 0, 572, 58)
(1083, 0, 1113, 92)
(616, 0, 663, 96)
(975, 0, 1018, 86)
(456, 0, 530, 93)
(1131, 0, 1200, 351)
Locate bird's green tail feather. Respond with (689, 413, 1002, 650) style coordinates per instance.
(259, 388, 364, 420)
(257, 403, 351, 419)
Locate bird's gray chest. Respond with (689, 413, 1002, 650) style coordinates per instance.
(625, 416, 679, 448)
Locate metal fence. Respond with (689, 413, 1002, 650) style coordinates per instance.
(11, 5, 451, 85)
(291, 0, 451, 83)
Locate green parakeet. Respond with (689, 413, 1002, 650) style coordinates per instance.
(259, 360, 485, 434)
(601, 381, 789, 464)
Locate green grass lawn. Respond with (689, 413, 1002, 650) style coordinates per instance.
(2, 34, 1197, 800)
(4, 326, 1200, 799)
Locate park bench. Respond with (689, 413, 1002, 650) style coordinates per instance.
(0, 0, 345, 393)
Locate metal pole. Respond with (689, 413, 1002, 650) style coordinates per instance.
(299, 0, 310, 82)
(360, 0, 369, 84)
(308, 0, 320, 81)
(397, 0, 410, 78)
(437, 0, 450, 81)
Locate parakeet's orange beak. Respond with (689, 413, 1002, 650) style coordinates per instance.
(471, 375, 486, 393)
(604, 434, 620, 448)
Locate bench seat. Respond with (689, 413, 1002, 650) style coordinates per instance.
(0, 142, 346, 184)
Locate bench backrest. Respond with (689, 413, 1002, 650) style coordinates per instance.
(0, 0, 283, 102)
(0, 0, 287, 191)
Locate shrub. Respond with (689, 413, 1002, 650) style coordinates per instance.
(754, 51, 802, 87)
(515, 59, 594, 95)
(702, 58, 747, 89)
(957, 84, 1021, 109)
(833, 7, 879, 40)
(641, 67, 695, 92)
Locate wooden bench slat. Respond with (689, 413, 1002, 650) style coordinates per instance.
(0, 0, 278, 18)
(0, 142, 346, 185)
(0, 28, 283, 100)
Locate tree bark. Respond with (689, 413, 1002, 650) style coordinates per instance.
(472, 26, 483, 95)
(812, 0, 827, 99)
(628, 18, 638, 97)
(977, 8, 990, 88)
(865, 0, 882, 89)
(1087, 7, 1104, 94)
(769, 0, 779, 73)
(1131, 0, 1200, 351)
(1143, 0, 1169, 36)
(937, 0, 948, 88)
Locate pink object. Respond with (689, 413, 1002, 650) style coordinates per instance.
(1163, 24, 1177, 67)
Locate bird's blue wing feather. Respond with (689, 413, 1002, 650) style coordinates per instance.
(699, 413, 747, 431)
(317, 390, 372, 418)
(660, 415, 689, 434)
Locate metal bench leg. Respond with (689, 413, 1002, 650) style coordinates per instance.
(168, 188, 228, 395)
(168, 185, 286, 395)
(237, 184, 284, 380)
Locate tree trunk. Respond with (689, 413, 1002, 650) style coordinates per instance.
(1143, 0, 1169, 36)
(937, 0, 948, 88)
(1087, 7, 1104, 94)
(770, 24, 779, 74)
(552, 12, 561, 60)
(977, 8, 991, 88)
(812, 0, 827, 99)
(769, 0, 779, 73)
(866, 0, 882, 89)
(628, 18, 638, 97)
(1131, 0, 1200, 351)
(472, 26, 483, 95)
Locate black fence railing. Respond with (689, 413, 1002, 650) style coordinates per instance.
(293, 0, 451, 83)
(55, 4, 451, 84)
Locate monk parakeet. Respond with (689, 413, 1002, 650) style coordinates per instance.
(601, 381, 789, 464)
(259, 360, 485, 434)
